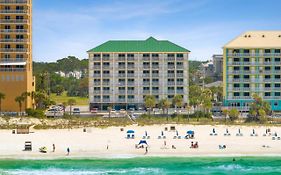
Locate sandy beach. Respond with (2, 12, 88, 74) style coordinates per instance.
(0, 125, 280, 159)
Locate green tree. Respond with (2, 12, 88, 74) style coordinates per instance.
(173, 95, 183, 113)
(68, 99, 76, 115)
(159, 98, 170, 121)
(21, 92, 30, 111)
(0, 92, 5, 113)
(54, 85, 64, 96)
(258, 109, 267, 123)
(15, 96, 24, 114)
(249, 94, 272, 121)
(144, 95, 156, 116)
(222, 109, 229, 122)
(229, 108, 239, 121)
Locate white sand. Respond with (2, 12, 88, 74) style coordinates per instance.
(0, 125, 280, 159)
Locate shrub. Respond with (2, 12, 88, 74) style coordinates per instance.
(26, 108, 45, 118)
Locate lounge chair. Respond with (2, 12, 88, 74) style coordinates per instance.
(173, 136, 177, 139)
(163, 136, 166, 139)
(147, 136, 150, 139)
(158, 136, 161, 139)
(278, 137, 281, 140)
(272, 137, 276, 140)
(178, 136, 181, 139)
(24, 141, 32, 151)
(142, 136, 146, 139)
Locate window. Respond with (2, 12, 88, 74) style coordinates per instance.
(264, 92, 271, 96)
(244, 67, 250, 70)
(244, 84, 250, 87)
(234, 58, 240, 62)
(103, 62, 110, 66)
(274, 102, 278, 106)
(275, 92, 281, 96)
(234, 67, 240, 70)
(176, 54, 183, 58)
(103, 87, 110, 90)
(275, 84, 281, 87)
(275, 49, 281, 53)
(143, 54, 150, 57)
(118, 54, 125, 57)
(167, 54, 174, 57)
(275, 75, 281, 79)
(243, 75, 249, 79)
(244, 92, 250, 96)
(265, 84, 271, 87)
(119, 87, 125, 90)
(244, 58, 250, 62)
(265, 66, 271, 70)
(152, 54, 159, 57)
(127, 54, 134, 57)
(234, 75, 240, 79)
(143, 87, 150, 90)
(275, 58, 281, 62)
(234, 84, 240, 87)
(265, 75, 271, 79)
(275, 66, 280, 70)
(264, 58, 271, 62)
(128, 95, 134, 99)
(265, 49, 271, 53)
(234, 92, 240, 96)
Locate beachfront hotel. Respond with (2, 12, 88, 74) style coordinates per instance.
(223, 31, 281, 112)
(88, 37, 190, 110)
(0, 0, 35, 111)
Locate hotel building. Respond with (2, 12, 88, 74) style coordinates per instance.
(223, 31, 281, 112)
(0, 0, 34, 112)
(88, 37, 190, 110)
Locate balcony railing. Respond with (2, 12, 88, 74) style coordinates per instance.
(0, 39, 28, 43)
(0, 29, 28, 33)
(0, 68, 26, 72)
(127, 73, 135, 77)
(227, 53, 281, 57)
(0, 10, 28, 14)
(0, 0, 29, 4)
(0, 19, 29, 24)
(228, 96, 252, 100)
(168, 90, 175, 94)
(0, 48, 28, 52)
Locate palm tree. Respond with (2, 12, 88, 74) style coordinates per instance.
(144, 95, 156, 116)
(222, 109, 229, 122)
(173, 95, 183, 113)
(68, 99, 76, 115)
(21, 92, 30, 111)
(30, 91, 36, 109)
(15, 96, 24, 115)
(159, 98, 170, 121)
(0, 92, 5, 113)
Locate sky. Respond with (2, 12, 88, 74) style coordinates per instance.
(33, 0, 281, 62)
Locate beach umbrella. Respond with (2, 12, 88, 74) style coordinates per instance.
(187, 130, 194, 135)
(127, 130, 135, 134)
(138, 140, 148, 145)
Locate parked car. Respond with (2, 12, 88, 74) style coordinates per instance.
(45, 108, 64, 117)
(90, 108, 98, 113)
(73, 108, 80, 114)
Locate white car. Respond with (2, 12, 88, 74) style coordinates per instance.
(45, 108, 64, 117)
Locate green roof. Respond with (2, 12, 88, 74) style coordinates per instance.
(87, 37, 190, 53)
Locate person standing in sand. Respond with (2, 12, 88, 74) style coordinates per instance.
(67, 147, 70, 156)
(145, 147, 148, 155)
(52, 144, 55, 152)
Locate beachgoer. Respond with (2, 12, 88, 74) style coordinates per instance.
(52, 144, 55, 152)
(233, 158, 236, 162)
(190, 141, 194, 148)
(145, 147, 148, 155)
(213, 128, 215, 133)
(164, 141, 166, 146)
(172, 145, 176, 149)
(107, 144, 109, 150)
(67, 147, 70, 156)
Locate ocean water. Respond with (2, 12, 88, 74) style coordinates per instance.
(0, 157, 280, 175)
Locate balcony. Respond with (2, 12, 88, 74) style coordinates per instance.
(0, 48, 28, 52)
(0, 0, 29, 4)
(152, 90, 159, 94)
(103, 98, 110, 103)
(168, 82, 175, 85)
(229, 96, 252, 100)
(127, 82, 135, 86)
(0, 19, 29, 24)
(142, 90, 150, 94)
(143, 65, 150, 69)
(118, 90, 126, 94)
(152, 73, 159, 77)
(167, 74, 175, 78)
(127, 73, 135, 77)
(0, 10, 28, 14)
(102, 57, 110, 61)
(143, 74, 150, 77)
(143, 82, 150, 86)
(128, 99, 135, 103)
(168, 65, 175, 69)
(0, 67, 25, 72)
(0, 59, 26, 66)
(93, 57, 100, 61)
(118, 65, 126, 69)
(152, 82, 159, 86)
(118, 57, 126, 61)
(93, 65, 100, 69)
(102, 74, 111, 78)
(176, 82, 184, 86)
(177, 73, 184, 77)
(102, 82, 110, 86)
(93, 74, 101, 77)
(94, 98, 101, 102)
(167, 57, 175, 61)
(103, 90, 111, 94)
(0, 39, 28, 43)
(152, 65, 159, 69)
(127, 65, 135, 69)
(118, 99, 126, 103)
(118, 74, 126, 77)
(93, 90, 101, 94)
(142, 57, 150, 61)
(127, 57, 135, 61)
(177, 65, 184, 69)
(0, 29, 28, 33)
(177, 90, 184, 94)
(177, 57, 184, 61)
(127, 90, 136, 94)
(168, 90, 175, 94)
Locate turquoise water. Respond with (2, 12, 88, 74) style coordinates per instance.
(0, 157, 280, 175)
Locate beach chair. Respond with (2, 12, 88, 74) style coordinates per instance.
(163, 136, 166, 139)
(173, 136, 177, 139)
(210, 133, 213, 136)
(147, 136, 150, 139)
(142, 136, 146, 139)
(214, 133, 218, 136)
(278, 137, 281, 140)
(178, 136, 181, 139)
(158, 136, 161, 139)
(272, 137, 276, 140)
(24, 141, 32, 151)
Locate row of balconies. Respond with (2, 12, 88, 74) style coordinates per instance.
(228, 70, 281, 74)
(227, 53, 281, 57)
(0, 19, 29, 24)
(0, 48, 28, 52)
(0, 39, 29, 43)
(0, 0, 29, 4)
(0, 29, 28, 33)
(91, 81, 186, 86)
(92, 90, 186, 95)
(92, 73, 185, 78)
(229, 78, 281, 83)
(227, 96, 281, 100)
(0, 10, 29, 14)
(92, 56, 185, 62)
(228, 61, 281, 65)
(228, 87, 281, 91)
(0, 67, 25, 72)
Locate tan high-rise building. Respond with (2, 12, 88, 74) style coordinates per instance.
(0, 0, 34, 112)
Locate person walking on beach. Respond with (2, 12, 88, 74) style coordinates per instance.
(67, 147, 70, 156)
(145, 147, 148, 155)
(52, 144, 55, 152)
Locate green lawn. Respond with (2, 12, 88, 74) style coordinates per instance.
(50, 92, 88, 105)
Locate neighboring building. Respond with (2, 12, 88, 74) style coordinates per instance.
(223, 31, 281, 112)
(88, 37, 190, 110)
(0, 0, 35, 112)
(213, 54, 223, 80)
(200, 60, 214, 78)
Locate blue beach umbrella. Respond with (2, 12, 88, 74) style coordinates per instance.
(187, 130, 194, 135)
(127, 130, 135, 134)
(138, 140, 148, 145)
